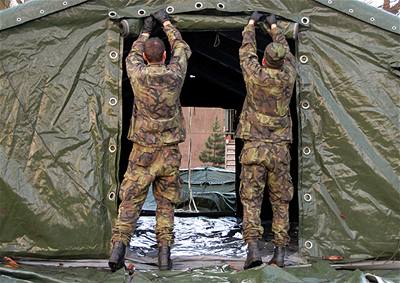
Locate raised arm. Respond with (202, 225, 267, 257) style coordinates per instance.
(265, 14, 296, 67)
(239, 12, 265, 77)
(125, 17, 154, 77)
(164, 22, 191, 75)
(153, 9, 191, 76)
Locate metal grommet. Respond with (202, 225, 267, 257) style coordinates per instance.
(303, 193, 312, 202)
(392, 26, 397, 31)
(370, 17, 375, 22)
(195, 2, 203, 9)
(301, 17, 309, 25)
(109, 97, 118, 106)
(138, 9, 146, 16)
(62, 1, 68, 6)
(109, 145, 116, 153)
(348, 9, 354, 13)
(109, 51, 119, 60)
(217, 3, 225, 9)
(327, 0, 333, 4)
(108, 11, 118, 19)
(305, 240, 313, 249)
(16, 17, 22, 22)
(166, 6, 174, 14)
(303, 147, 311, 156)
(39, 9, 45, 14)
(301, 100, 310, 110)
(108, 191, 116, 201)
(299, 55, 309, 64)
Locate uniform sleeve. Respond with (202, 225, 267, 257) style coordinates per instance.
(125, 33, 150, 78)
(239, 24, 261, 77)
(164, 24, 192, 78)
(270, 26, 296, 68)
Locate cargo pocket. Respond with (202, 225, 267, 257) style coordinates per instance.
(129, 146, 156, 168)
(240, 145, 260, 165)
(164, 145, 182, 169)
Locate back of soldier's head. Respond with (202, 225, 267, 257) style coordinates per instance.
(144, 37, 166, 63)
(264, 42, 286, 68)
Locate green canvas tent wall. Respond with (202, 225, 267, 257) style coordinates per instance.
(0, 0, 399, 261)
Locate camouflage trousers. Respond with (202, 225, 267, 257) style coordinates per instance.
(111, 143, 182, 247)
(239, 141, 293, 246)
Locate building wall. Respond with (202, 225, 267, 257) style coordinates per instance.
(179, 107, 225, 169)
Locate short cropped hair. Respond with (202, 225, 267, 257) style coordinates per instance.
(144, 37, 165, 63)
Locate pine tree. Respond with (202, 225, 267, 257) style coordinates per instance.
(199, 117, 225, 167)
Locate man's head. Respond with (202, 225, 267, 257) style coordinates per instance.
(143, 37, 166, 64)
(262, 42, 286, 68)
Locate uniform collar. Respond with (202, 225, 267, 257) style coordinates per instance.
(148, 62, 165, 66)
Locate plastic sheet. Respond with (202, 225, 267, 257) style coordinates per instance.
(130, 216, 245, 258)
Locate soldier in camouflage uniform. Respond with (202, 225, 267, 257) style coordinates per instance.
(108, 10, 191, 272)
(237, 12, 297, 269)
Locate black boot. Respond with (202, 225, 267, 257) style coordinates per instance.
(158, 246, 172, 271)
(108, 241, 126, 272)
(268, 246, 285, 267)
(244, 240, 263, 270)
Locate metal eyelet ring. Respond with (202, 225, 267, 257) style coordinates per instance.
(301, 100, 310, 110)
(195, 2, 203, 9)
(16, 17, 22, 22)
(217, 3, 225, 9)
(108, 191, 116, 201)
(109, 97, 118, 106)
(166, 6, 174, 14)
(303, 193, 312, 202)
(327, 0, 333, 4)
(300, 55, 309, 64)
(138, 9, 146, 16)
(303, 147, 311, 156)
(109, 51, 119, 60)
(108, 11, 118, 18)
(392, 26, 397, 31)
(301, 17, 309, 25)
(370, 17, 375, 22)
(305, 240, 313, 249)
(40, 9, 45, 14)
(62, 1, 68, 6)
(109, 145, 116, 153)
(348, 9, 354, 13)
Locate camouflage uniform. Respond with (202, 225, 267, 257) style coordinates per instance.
(111, 24, 191, 247)
(237, 24, 297, 247)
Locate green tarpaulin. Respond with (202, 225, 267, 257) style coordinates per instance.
(143, 168, 236, 213)
(0, 0, 399, 262)
(1, 261, 400, 283)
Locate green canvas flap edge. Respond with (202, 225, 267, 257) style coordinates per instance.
(313, 0, 400, 35)
(0, 0, 89, 31)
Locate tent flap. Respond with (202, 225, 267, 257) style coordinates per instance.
(0, 0, 90, 31)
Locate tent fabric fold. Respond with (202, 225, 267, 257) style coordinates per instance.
(0, 0, 399, 261)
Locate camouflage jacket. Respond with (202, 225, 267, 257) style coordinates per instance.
(236, 24, 297, 143)
(126, 24, 191, 147)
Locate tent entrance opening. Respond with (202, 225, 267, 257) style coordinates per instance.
(119, 29, 299, 256)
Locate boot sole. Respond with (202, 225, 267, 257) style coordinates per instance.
(244, 259, 263, 270)
(108, 261, 125, 272)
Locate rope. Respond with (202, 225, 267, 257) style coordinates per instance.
(186, 107, 198, 212)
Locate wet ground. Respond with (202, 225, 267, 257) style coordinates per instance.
(5, 216, 399, 282)
(126, 216, 302, 270)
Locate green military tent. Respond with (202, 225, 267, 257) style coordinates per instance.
(0, 0, 399, 264)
